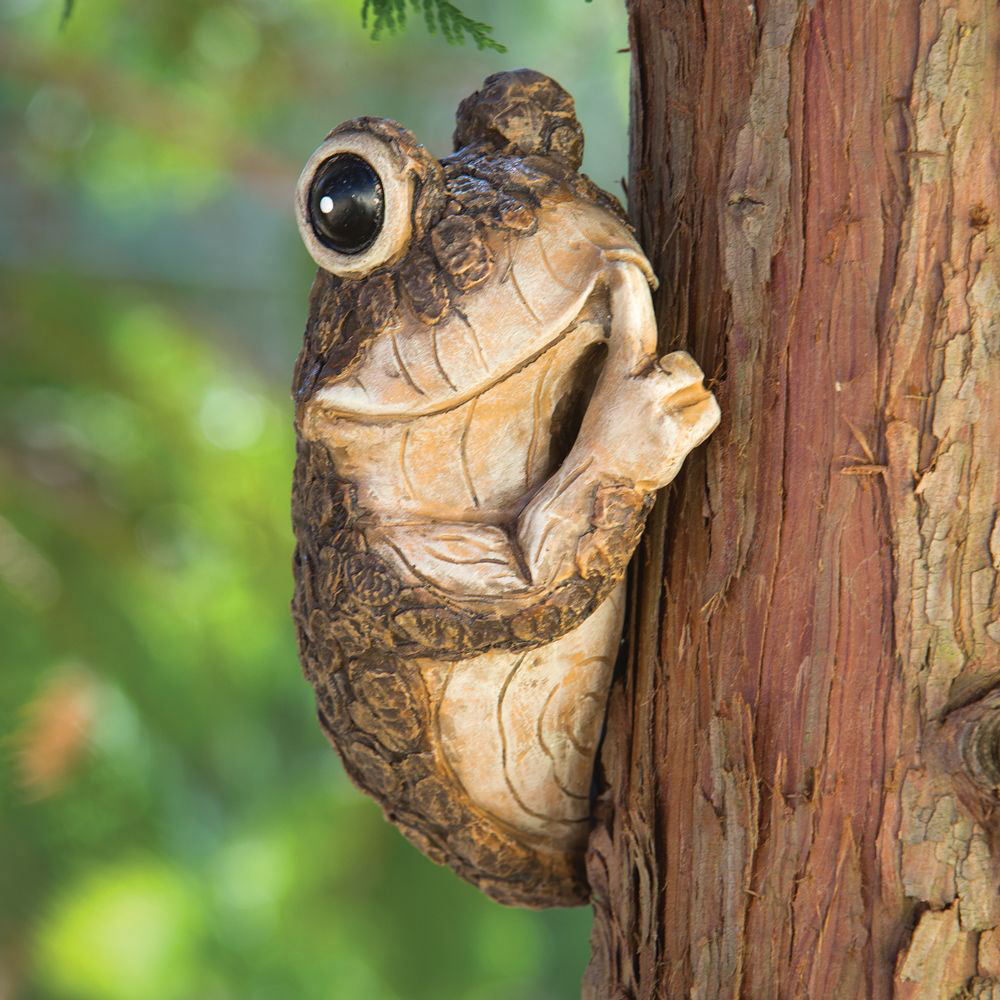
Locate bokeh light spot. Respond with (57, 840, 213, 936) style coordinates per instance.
(36, 860, 203, 1000)
(26, 86, 93, 152)
(192, 7, 261, 72)
(198, 384, 265, 450)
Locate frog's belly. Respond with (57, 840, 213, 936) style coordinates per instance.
(326, 318, 606, 522)
(417, 580, 624, 848)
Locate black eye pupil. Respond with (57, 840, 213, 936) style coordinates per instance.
(308, 153, 384, 255)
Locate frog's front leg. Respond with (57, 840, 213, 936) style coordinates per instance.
(376, 260, 720, 607)
(520, 261, 720, 585)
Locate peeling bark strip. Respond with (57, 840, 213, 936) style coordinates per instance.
(585, 1, 998, 997)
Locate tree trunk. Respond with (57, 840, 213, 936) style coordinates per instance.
(584, 1, 999, 997)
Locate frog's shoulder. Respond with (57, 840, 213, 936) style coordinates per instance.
(434, 147, 652, 298)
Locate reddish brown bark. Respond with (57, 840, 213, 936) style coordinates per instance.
(585, 1, 999, 996)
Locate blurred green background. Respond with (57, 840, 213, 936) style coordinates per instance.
(0, 1, 629, 997)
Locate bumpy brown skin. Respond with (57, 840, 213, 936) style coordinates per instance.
(291, 71, 653, 907)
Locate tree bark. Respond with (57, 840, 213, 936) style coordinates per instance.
(585, 1, 999, 997)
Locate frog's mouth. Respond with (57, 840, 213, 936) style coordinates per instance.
(309, 276, 606, 425)
(311, 308, 596, 426)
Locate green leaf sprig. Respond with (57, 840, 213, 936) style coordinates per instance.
(361, 0, 507, 52)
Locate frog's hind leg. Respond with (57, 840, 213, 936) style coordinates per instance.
(419, 581, 625, 851)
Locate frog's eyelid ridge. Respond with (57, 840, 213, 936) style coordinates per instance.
(296, 129, 414, 279)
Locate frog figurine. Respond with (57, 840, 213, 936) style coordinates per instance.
(291, 69, 719, 907)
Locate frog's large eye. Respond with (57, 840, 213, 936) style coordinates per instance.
(308, 154, 383, 254)
(295, 129, 414, 279)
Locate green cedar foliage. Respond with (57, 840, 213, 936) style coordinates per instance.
(361, 0, 507, 52)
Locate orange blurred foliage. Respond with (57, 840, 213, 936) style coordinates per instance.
(14, 669, 97, 798)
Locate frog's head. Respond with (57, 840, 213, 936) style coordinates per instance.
(293, 71, 637, 429)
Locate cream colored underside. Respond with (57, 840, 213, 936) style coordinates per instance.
(419, 581, 625, 849)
